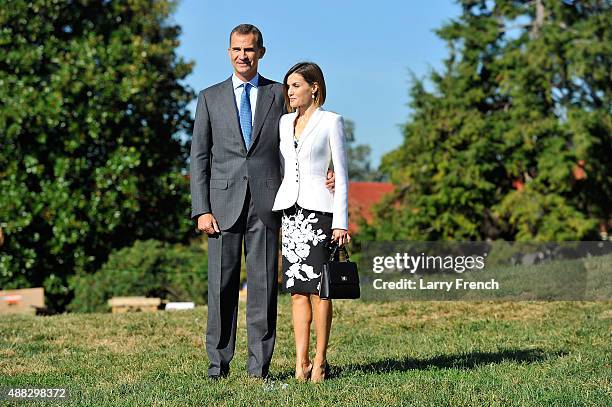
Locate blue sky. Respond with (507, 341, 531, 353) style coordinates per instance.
(171, 0, 462, 167)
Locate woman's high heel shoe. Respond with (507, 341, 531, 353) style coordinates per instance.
(310, 360, 329, 383)
(295, 361, 313, 382)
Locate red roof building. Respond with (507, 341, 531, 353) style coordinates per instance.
(348, 182, 394, 234)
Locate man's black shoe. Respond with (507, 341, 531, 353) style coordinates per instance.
(247, 371, 270, 382)
(208, 366, 229, 380)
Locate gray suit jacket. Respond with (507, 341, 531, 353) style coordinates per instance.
(190, 75, 285, 230)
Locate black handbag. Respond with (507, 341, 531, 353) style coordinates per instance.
(319, 243, 360, 299)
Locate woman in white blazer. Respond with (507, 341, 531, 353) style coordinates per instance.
(272, 62, 349, 383)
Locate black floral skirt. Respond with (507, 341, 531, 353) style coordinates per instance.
(281, 205, 333, 294)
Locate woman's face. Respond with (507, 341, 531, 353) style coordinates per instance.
(286, 73, 317, 110)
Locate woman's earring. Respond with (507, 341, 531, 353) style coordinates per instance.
(312, 93, 315, 99)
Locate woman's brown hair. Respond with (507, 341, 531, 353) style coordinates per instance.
(283, 62, 326, 112)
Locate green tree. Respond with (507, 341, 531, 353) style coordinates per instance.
(364, 0, 610, 241)
(0, 0, 195, 311)
(344, 119, 384, 182)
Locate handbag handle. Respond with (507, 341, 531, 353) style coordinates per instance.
(328, 242, 350, 262)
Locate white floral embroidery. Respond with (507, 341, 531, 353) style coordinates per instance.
(282, 207, 327, 289)
(295, 242, 310, 259)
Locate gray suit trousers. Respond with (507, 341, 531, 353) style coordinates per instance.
(206, 185, 279, 377)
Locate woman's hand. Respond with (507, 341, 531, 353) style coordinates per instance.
(332, 229, 350, 247)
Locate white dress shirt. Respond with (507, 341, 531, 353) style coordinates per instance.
(232, 73, 259, 123)
(272, 107, 349, 230)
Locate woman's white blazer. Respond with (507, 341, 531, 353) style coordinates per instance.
(272, 107, 349, 230)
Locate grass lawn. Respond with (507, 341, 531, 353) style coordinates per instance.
(1, 297, 610, 406)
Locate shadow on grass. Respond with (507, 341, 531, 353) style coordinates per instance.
(271, 348, 567, 380)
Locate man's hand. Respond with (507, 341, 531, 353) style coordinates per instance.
(326, 169, 335, 192)
(197, 213, 220, 235)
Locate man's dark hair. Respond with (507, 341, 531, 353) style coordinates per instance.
(229, 24, 264, 49)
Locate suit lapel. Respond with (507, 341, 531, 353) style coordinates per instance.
(222, 76, 248, 155)
(249, 76, 274, 152)
(296, 107, 324, 154)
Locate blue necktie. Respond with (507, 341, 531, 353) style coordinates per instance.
(239, 83, 252, 148)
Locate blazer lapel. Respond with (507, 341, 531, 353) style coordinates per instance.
(296, 107, 324, 154)
(249, 76, 274, 152)
(222, 76, 248, 155)
(285, 111, 299, 158)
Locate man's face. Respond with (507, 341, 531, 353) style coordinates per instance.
(228, 33, 265, 80)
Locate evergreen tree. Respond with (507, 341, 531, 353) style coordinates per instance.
(364, 0, 610, 241)
(0, 0, 194, 311)
(344, 119, 384, 182)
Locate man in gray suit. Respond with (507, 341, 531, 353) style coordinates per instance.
(190, 24, 333, 379)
